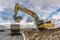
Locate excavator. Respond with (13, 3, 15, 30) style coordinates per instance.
(13, 3, 55, 30)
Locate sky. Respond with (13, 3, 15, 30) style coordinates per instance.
(0, 0, 60, 27)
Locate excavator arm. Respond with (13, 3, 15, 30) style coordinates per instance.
(14, 3, 39, 22)
(13, 3, 23, 23)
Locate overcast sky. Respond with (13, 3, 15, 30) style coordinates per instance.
(0, 0, 60, 24)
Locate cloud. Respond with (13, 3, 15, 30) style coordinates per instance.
(51, 13, 60, 24)
(0, 0, 16, 8)
(0, 18, 2, 20)
(0, 6, 4, 11)
(4, 8, 14, 14)
(30, 0, 60, 7)
(2, 16, 10, 20)
(45, 0, 60, 7)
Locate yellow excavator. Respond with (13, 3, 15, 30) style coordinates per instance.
(13, 3, 55, 30)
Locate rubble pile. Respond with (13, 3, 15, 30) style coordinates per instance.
(21, 28, 60, 40)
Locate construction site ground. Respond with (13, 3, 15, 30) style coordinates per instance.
(0, 28, 60, 40)
(21, 28, 60, 40)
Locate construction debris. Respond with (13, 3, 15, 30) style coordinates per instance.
(21, 28, 60, 40)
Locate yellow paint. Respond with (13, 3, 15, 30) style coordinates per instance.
(37, 23, 55, 28)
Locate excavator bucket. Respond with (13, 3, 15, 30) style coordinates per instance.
(13, 16, 23, 23)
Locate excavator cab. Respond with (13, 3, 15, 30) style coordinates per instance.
(13, 3, 55, 30)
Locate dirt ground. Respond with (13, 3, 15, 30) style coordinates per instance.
(21, 28, 60, 40)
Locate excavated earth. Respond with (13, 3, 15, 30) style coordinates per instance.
(21, 28, 60, 40)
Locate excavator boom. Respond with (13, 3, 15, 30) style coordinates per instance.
(14, 3, 39, 22)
